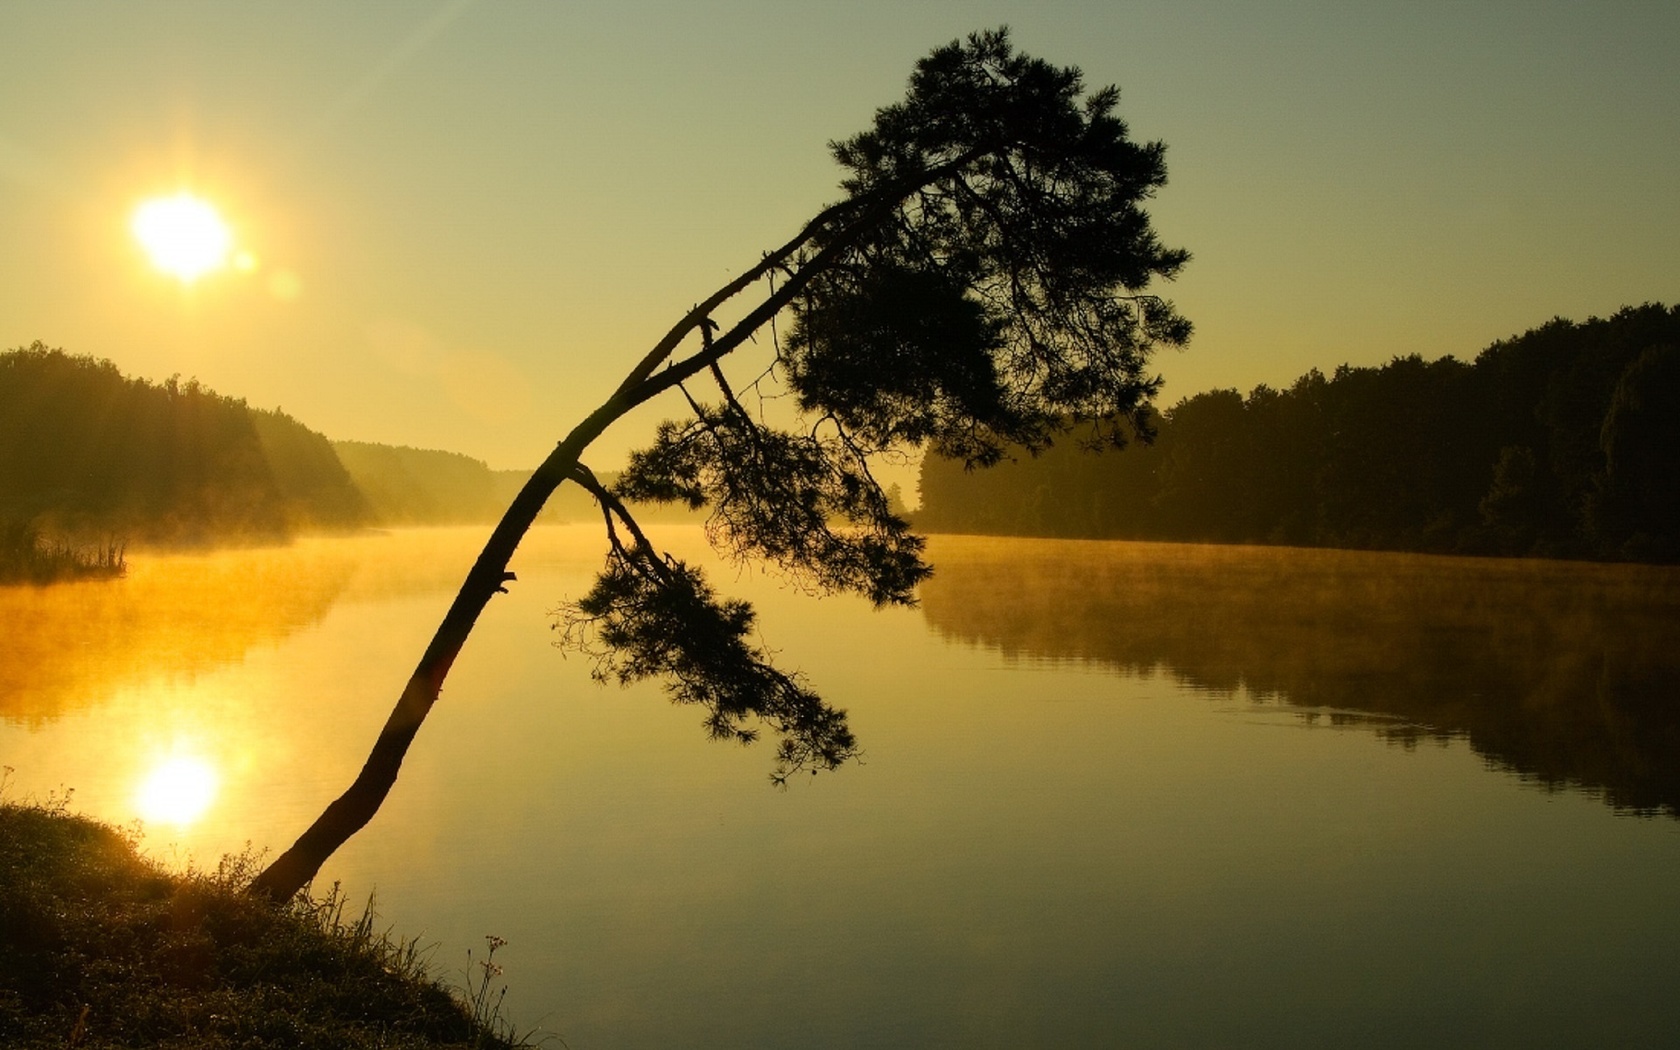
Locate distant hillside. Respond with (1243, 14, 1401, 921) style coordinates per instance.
(0, 343, 691, 552)
(0, 344, 369, 544)
(331, 440, 601, 525)
(332, 441, 508, 525)
(917, 303, 1680, 562)
(331, 441, 706, 527)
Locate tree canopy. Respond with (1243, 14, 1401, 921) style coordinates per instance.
(249, 28, 1189, 901)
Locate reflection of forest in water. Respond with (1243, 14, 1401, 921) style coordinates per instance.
(0, 527, 603, 726)
(920, 535, 1680, 816)
(0, 542, 361, 724)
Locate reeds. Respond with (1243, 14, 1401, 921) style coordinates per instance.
(0, 519, 125, 585)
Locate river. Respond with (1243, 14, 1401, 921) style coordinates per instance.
(3, 526, 1678, 1048)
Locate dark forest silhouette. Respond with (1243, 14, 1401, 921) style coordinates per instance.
(919, 303, 1680, 562)
(0, 345, 620, 579)
(0, 344, 369, 549)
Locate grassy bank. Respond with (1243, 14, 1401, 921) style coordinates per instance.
(0, 799, 529, 1049)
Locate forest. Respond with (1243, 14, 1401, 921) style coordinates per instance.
(0, 344, 597, 576)
(917, 303, 1680, 562)
(8, 301, 1678, 573)
(0, 344, 367, 547)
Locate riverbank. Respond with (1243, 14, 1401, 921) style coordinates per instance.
(0, 799, 527, 1049)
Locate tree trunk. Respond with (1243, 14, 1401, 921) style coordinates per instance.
(246, 439, 582, 900)
(245, 176, 923, 902)
(245, 238, 824, 901)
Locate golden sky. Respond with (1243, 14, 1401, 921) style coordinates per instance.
(2, 1, 1675, 469)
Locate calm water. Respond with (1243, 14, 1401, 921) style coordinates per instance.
(3, 527, 1679, 1048)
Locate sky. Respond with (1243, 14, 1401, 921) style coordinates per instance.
(2, 1, 1676, 471)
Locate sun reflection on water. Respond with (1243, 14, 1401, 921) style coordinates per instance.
(135, 755, 220, 827)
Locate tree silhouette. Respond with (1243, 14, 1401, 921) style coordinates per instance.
(249, 28, 1190, 901)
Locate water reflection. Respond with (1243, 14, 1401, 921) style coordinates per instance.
(135, 753, 220, 827)
(6, 527, 1678, 1046)
(0, 540, 359, 724)
(920, 536, 1680, 816)
(0, 526, 612, 862)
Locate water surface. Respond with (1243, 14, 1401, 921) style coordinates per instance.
(3, 528, 1678, 1048)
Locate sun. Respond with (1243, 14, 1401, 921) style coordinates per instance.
(131, 193, 234, 282)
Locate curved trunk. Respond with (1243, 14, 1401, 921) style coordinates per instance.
(246, 174, 932, 902)
(247, 439, 585, 901)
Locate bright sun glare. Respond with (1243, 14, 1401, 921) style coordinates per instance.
(135, 756, 220, 826)
(132, 193, 233, 282)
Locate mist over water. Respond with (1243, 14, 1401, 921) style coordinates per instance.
(4, 527, 1678, 1048)
(919, 535, 1680, 816)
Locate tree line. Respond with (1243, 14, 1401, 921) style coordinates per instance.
(917, 303, 1680, 562)
(0, 344, 609, 567)
(0, 344, 367, 547)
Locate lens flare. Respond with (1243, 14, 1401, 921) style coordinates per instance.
(131, 193, 233, 282)
(135, 755, 220, 826)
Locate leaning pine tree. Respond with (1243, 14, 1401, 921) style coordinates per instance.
(250, 28, 1191, 901)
